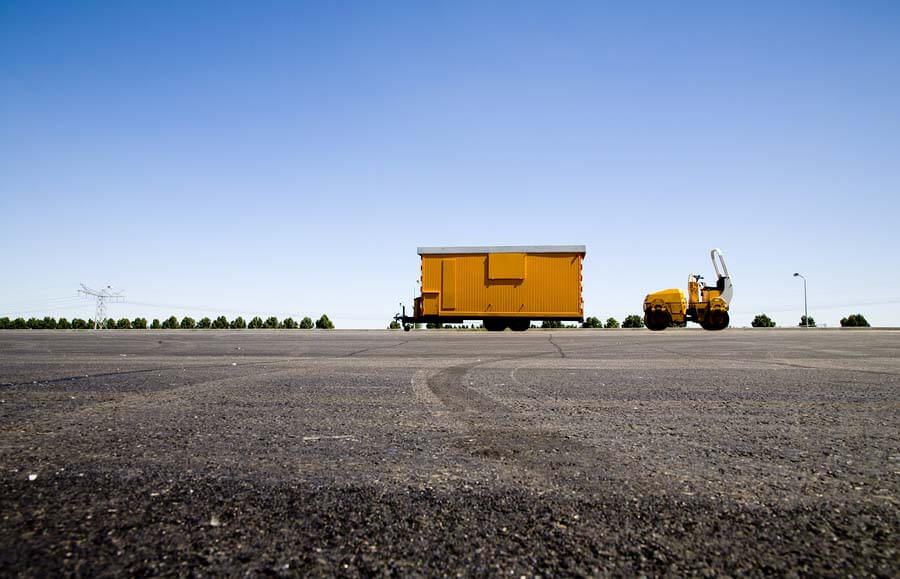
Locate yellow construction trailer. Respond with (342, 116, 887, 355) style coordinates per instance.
(396, 245, 585, 331)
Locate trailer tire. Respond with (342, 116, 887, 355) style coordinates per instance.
(483, 319, 507, 332)
(509, 319, 530, 332)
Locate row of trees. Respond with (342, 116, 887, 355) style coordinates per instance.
(750, 313, 813, 327)
(0, 316, 99, 329)
(0, 315, 335, 330)
(389, 315, 648, 330)
(394, 312, 873, 330)
(751, 313, 870, 327)
(580, 315, 647, 328)
(581, 315, 644, 328)
(3, 313, 873, 330)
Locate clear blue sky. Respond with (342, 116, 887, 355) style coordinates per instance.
(2, 1, 899, 328)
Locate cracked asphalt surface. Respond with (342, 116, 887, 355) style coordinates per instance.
(1, 329, 897, 576)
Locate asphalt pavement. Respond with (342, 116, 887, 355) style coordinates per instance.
(1, 329, 897, 576)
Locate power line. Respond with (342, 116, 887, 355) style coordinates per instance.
(127, 300, 248, 315)
(0, 296, 86, 309)
(733, 298, 900, 314)
(0, 302, 89, 317)
(0, 297, 86, 317)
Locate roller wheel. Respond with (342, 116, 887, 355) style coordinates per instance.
(509, 319, 530, 332)
(644, 309, 671, 331)
(483, 318, 507, 332)
(700, 311, 730, 331)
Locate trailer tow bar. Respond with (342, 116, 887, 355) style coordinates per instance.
(394, 304, 412, 331)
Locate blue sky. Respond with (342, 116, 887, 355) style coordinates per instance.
(2, 1, 899, 328)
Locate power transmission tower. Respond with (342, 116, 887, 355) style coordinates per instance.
(78, 284, 126, 329)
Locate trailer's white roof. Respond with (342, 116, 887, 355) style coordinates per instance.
(417, 245, 586, 255)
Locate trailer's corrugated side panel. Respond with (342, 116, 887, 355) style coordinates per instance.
(420, 251, 583, 318)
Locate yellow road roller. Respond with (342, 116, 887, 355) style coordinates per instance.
(643, 249, 732, 331)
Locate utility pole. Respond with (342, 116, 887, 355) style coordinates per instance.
(792, 273, 808, 327)
(78, 284, 125, 329)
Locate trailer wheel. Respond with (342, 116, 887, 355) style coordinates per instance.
(509, 319, 530, 332)
(403, 324, 412, 332)
(483, 319, 507, 332)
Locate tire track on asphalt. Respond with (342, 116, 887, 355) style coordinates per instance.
(763, 359, 900, 376)
(654, 345, 900, 376)
(422, 351, 622, 490)
(0, 359, 295, 388)
(1, 340, 413, 388)
(346, 341, 410, 357)
(0, 364, 315, 432)
(426, 362, 508, 414)
(508, 363, 552, 404)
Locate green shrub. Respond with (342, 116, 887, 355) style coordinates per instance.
(541, 320, 563, 328)
(316, 314, 334, 329)
(840, 314, 870, 327)
(582, 316, 603, 328)
(751, 314, 776, 327)
(57, 318, 71, 329)
(161, 316, 178, 329)
(264, 316, 279, 329)
(0, 317, 9, 329)
(132, 317, 148, 329)
(72, 318, 89, 329)
(299, 317, 314, 329)
(180, 317, 196, 329)
(197, 317, 212, 329)
(388, 320, 401, 329)
(104, 318, 116, 329)
(799, 315, 816, 327)
(622, 315, 644, 328)
(212, 316, 229, 329)
(281, 317, 298, 329)
(230, 316, 247, 329)
(150, 319, 161, 329)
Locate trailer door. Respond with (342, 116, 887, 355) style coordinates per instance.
(441, 259, 456, 310)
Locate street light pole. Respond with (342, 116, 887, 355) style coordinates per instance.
(793, 273, 808, 327)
